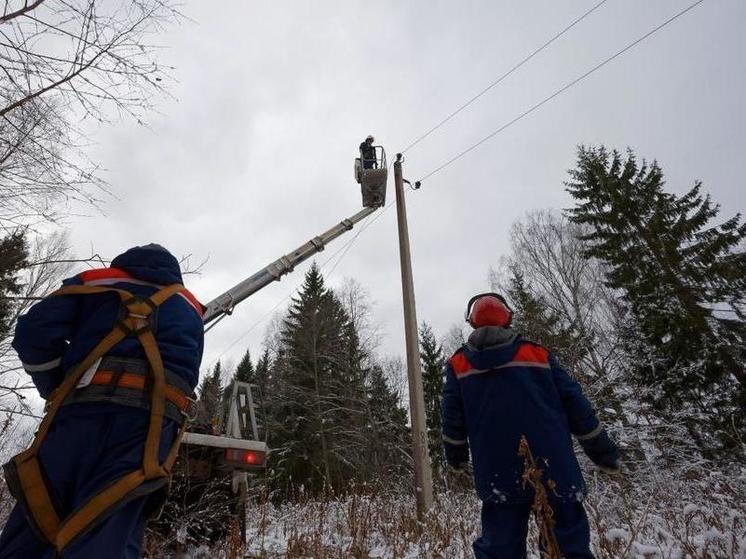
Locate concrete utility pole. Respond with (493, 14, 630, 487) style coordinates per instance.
(393, 153, 434, 518)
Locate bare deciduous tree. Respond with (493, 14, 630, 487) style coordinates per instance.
(1, 0, 183, 226)
(441, 323, 466, 357)
(336, 277, 381, 360)
(490, 210, 624, 387)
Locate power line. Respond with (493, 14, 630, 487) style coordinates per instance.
(400, 0, 610, 154)
(326, 201, 396, 279)
(417, 0, 707, 183)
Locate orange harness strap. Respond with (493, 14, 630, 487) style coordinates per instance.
(6, 283, 189, 553)
(86, 371, 192, 413)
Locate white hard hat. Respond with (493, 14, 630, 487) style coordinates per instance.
(366, 135, 375, 142)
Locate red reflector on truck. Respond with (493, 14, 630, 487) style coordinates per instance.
(224, 448, 265, 467)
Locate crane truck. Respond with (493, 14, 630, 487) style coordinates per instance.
(175, 145, 389, 539)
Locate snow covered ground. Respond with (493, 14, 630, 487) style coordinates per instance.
(177, 466, 746, 559)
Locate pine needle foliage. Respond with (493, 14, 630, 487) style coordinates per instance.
(197, 361, 223, 429)
(267, 264, 409, 497)
(565, 146, 746, 454)
(234, 349, 255, 383)
(0, 231, 27, 338)
(419, 323, 445, 480)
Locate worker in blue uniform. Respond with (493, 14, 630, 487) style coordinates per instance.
(359, 135, 377, 169)
(0, 244, 204, 559)
(442, 293, 620, 559)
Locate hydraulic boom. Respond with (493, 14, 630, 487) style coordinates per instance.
(202, 206, 378, 326)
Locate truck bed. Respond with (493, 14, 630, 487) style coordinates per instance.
(182, 432, 267, 452)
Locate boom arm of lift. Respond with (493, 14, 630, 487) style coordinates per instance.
(202, 205, 378, 327)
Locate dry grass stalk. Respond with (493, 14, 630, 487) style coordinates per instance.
(518, 435, 562, 559)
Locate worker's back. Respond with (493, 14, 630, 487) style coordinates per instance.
(359, 140, 375, 161)
(442, 294, 618, 559)
(13, 244, 204, 400)
(443, 327, 597, 504)
(2, 244, 205, 559)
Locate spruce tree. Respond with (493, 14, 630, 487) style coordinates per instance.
(255, 348, 270, 388)
(365, 364, 411, 483)
(270, 263, 359, 494)
(264, 265, 411, 494)
(197, 361, 223, 429)
(252, 347, 272, 440)
(0, 231, 28, 338)
(252, 347, 271, 409)
(419, 323, 445, 479)
(565, 146, 746, 452)
(234, 349, 255, 383)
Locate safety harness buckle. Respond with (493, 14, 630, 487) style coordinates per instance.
(116, 295, 157, 336)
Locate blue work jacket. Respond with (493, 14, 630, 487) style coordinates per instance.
(12, 244, 204, 400)
(442, 330, 618, 504)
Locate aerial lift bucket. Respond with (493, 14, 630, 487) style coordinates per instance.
(354, 145, 388, 208)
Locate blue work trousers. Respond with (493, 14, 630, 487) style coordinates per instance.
(473, 499, 594, 559)
(0, 404, 176, 559)
(0, 497, 148, 559)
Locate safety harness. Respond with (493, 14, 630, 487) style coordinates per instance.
(4, 283, 196, 553)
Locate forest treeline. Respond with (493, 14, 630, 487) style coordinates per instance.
(3, 145, 745, 549)
(4, 146, 743, 481)
(187, 146, 746, 505)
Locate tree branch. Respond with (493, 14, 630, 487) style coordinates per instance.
(0, 0, 45, 24)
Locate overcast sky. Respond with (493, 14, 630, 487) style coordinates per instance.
(62, 0, 745, 377)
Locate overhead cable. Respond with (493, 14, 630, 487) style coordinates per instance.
(417, 0, 707, 183)
(325, 201, 395, 279)
(400, 0, 610, 154)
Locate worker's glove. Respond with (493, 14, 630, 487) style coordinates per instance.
(448, 461, 469, 472)
(578, 427, 620, 472)
(443, 438, 470, 467)
(446, 462, 473, 492)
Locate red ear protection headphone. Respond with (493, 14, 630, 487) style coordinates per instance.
(464, 292, 513, 328)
